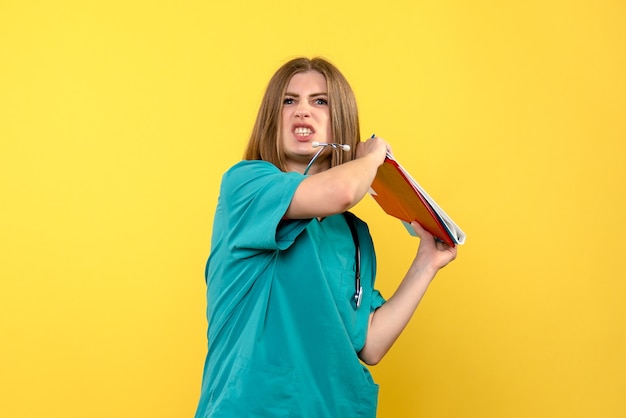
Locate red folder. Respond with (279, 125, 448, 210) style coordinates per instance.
(370, 153, 465, 246)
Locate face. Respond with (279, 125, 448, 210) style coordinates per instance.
(281, 71, 332, 173)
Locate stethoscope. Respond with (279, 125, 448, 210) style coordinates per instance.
(304, 142, 363, 309)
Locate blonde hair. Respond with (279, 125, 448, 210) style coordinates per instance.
(243, 57, 361, 171)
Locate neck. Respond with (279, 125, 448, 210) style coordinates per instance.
(287, 159, 330, 175)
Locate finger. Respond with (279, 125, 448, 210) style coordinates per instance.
(410, 221, 432, 239)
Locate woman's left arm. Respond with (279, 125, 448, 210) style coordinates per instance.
(358, 221, 458, 365)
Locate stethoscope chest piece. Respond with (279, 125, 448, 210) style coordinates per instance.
(354, 286, 363, 309)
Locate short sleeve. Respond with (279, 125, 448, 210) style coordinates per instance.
(369, 289, 385, 312)
(217, 160, 311, 255)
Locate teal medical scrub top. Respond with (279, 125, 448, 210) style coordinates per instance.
(195, 160, 386, 418)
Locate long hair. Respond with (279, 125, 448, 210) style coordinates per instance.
(243, 57, 360, 171)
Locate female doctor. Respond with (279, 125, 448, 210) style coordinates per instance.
(194, 57, 457, 418)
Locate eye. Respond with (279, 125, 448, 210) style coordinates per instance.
(314, 98, 328, 105)
(283, 97, 295, 105)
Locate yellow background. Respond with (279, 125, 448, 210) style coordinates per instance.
(1, 1, 624, 417)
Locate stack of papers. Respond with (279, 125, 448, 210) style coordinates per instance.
(369, 152, 466, 246)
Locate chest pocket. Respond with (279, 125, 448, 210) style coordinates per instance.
(319, 214, 366, 349)
(314, 216, 356, 307)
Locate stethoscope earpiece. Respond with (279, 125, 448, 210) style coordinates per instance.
(304, 142, 351, 175)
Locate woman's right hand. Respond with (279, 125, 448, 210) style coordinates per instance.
(356, 135, 390, 166)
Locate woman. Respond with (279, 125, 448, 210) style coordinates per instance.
(194, 57, 457, 418)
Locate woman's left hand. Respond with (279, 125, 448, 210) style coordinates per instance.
(410, 221, 458, 274)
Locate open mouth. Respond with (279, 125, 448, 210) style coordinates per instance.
(293, 126, 314, 140)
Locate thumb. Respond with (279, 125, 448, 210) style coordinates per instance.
(410, 221, 432, 239)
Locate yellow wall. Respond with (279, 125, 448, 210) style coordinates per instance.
(1, 1, 624, 417)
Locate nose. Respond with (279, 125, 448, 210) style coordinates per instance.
(295, 110, 310, 118)
(294, 102, 311, 118)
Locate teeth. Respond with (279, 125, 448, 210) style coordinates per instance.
(294, 127, 312, 136)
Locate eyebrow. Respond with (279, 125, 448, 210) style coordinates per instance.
(284, 92, 328, 98)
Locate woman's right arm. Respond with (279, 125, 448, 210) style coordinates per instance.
(285, 136, 389, 219)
